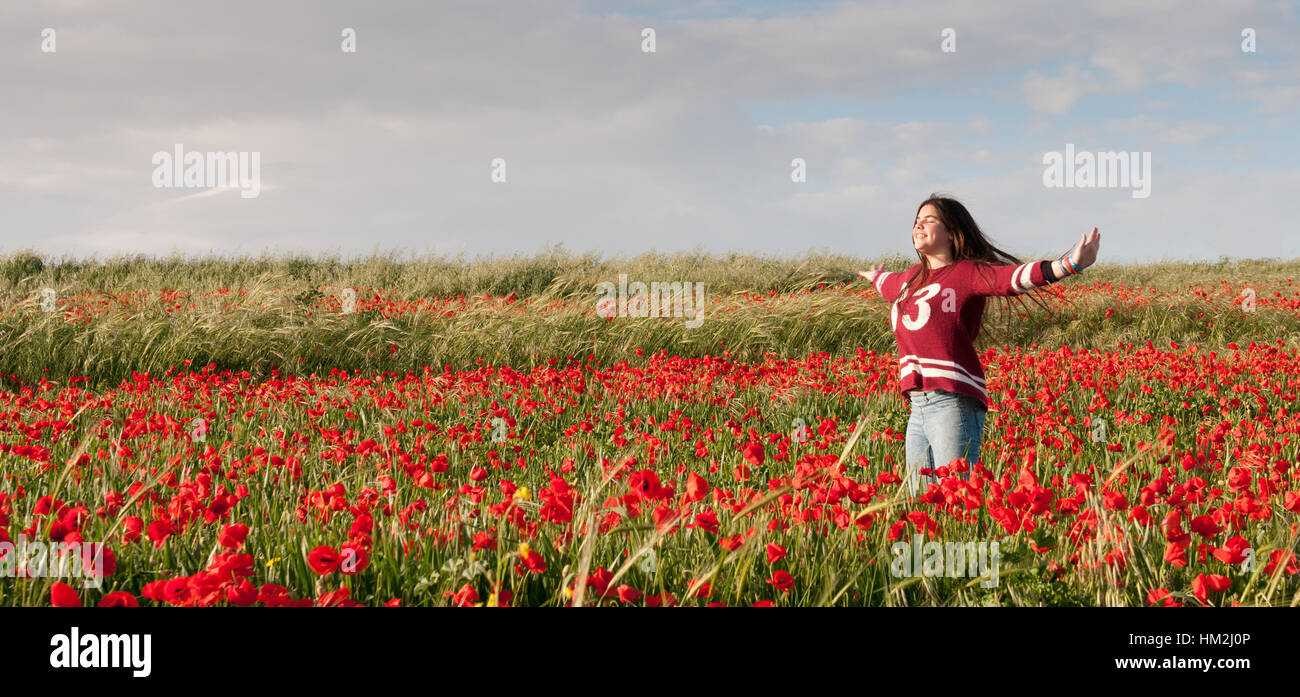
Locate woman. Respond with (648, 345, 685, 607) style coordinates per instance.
(860, 194, 1100, 497)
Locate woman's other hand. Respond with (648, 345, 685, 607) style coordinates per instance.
(858, 263, 885, 283)
(1071, 228, 1100, 270)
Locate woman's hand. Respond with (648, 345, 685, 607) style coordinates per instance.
(1069, 228, 1101, 270)
(858, 263, 885, 283)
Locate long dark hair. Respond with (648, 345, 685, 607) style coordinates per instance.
(900, 193, 1066, 343)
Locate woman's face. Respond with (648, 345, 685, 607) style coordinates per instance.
(913, 204, 952, 257)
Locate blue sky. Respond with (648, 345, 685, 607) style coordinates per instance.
(586, 0, 841, 20)
(2, 0, 1297, 263)
(741, 77, 1298, 179)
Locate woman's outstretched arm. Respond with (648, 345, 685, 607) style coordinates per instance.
(859, 263, 906, 302)
(974, 228, 1101, 296)
(859, 263, 885, 284)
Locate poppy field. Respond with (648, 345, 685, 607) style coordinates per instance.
(1, 251, 1299, 607)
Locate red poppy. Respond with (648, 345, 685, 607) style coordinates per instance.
(1264, 550, 1298, 576)
(1102, 490, 1128, 511)
(1284, 491, 1300, 513)
(644, 592, 677, 607)
(257, 584, 292, 606)
(79, 543, 116, 578)
(1163, 540, 1189, 567)
(141, 580, 168, 603)
(163, 577, 192, 605)
(98, 591, 139, 607)
(472, 530, 497, 551)
(585, 567, 614, 597)
(307, 545, 341, 574)
(1160, 510, 1187, 543)
(616, 585, 642, 604)
(1191, 575, 1210, 603)
(122, 516, 144, 544)
(766, 543, 787, 564)
(719, 534, 745, 551)
(689, 510, 719, 535)
(226, 579, 257, 606)
(652, 505, 680, 534)
(146, 519, 172, 548)
(519, 547, 547, 574)
(1147, 588, 1181, 607)
(766, 570, 794, 593)
(218, 523, 249, 549)
(340, 544, 370, 575)
(317, 587, 358, 607)
(1189, 515, 1220, 538)
(444, 583, 478, 607)
(685, 471, 710, 503)
(51, 582, 81, 607)
(1211, 535, 1251, 564)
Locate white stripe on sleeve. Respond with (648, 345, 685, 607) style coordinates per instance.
(874, 270, 892, 294)
(1010, 263, 1033, 294)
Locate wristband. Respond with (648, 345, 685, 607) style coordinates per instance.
(1066, 257, 1081, 275)
(1057, 254, 1078, 276)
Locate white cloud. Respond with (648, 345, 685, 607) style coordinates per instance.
(1240, 86, 1300, 114)
(0, 0, 1295, 263)
(1021, 63, 1100, 114)
(1103, 116, 1224, 145)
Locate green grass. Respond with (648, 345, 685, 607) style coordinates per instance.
(1, 248, 1297, 391)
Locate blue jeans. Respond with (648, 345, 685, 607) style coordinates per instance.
(904, 389, 986, 497)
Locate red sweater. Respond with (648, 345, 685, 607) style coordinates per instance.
(872, 259, 1058, 410)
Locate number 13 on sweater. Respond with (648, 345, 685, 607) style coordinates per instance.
(891, 283, 944, 332)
